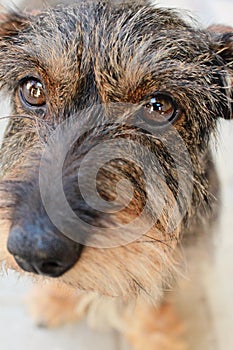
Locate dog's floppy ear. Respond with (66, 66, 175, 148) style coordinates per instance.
(208, 25, 233, 119)
(0, 11, 29, 38)
(0, 11, 31, 87)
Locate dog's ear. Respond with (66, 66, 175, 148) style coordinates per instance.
(0, 11, 31, 87)
(208, 25, 233, 119)
(0, 11, 29, 38)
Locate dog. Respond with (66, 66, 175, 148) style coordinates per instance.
(0, 1, 232, 349)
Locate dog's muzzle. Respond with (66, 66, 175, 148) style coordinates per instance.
(7, 223, 82, 277)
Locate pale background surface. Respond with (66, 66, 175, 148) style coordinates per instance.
(0, 1, 232, 349)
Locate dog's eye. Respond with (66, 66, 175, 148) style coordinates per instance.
(142, 93, 177, 126)
(19, 78, 46, 107)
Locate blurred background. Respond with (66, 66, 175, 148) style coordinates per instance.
(0, 1, 232, 349)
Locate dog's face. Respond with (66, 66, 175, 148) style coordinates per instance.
(0, 2, 232, 298)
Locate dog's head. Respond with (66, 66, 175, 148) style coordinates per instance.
(0, 1, 232, 299)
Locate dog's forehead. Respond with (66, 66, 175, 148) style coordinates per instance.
(5, 3, 212, 104)
(25, 4, 205, 69)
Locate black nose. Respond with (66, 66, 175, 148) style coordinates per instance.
(7, 224, 82, 277)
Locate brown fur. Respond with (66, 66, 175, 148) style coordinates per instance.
(0, 1, 232, 349)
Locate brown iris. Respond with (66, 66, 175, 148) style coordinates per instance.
(19, 78, 46, 107)
(142, 93, 177, 126)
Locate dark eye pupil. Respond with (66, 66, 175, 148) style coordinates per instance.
(29, 83, 42, 98)
(149, 98, 163, 112)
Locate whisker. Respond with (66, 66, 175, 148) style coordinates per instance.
(0, 114, 37, 122)
(140, 235, 175, 249)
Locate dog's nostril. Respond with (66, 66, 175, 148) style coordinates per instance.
(39, 261, 62, 275)
(13, 254, 75, 277)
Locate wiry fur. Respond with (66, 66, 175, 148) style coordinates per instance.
(0, 1, 232, 349)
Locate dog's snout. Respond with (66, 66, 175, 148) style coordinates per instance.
(7, 224, 82, 277)
(14, 255, 67, 277)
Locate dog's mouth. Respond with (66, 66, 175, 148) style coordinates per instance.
(7, 224, 83, 278)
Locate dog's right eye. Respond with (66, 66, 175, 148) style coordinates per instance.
(19, 78, 46, 108)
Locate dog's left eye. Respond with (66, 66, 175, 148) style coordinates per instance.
(141, 93, 178, 126)
(19, 78, 46, 108)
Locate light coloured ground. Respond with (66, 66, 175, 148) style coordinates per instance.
(0, 1, 232, 350)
